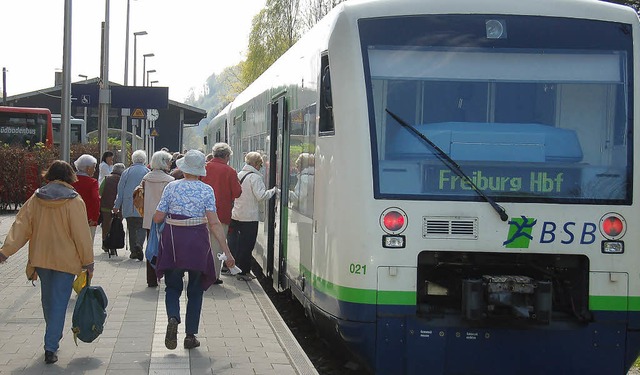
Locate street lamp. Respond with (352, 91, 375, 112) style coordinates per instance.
(133, 31, 147, 86)
(142, 53, 154, 87)
(150, 80, 158, 86)
(78, 74, 88, 143)
(146, 69, 156, 87)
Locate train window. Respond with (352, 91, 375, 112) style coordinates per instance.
(319, 53, 334, 135)
(361, 14, 632, 204)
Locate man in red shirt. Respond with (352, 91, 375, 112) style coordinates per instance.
(201, 143, 242, 284)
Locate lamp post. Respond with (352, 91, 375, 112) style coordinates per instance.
(150, 80, 158, 86)
(133, 31, 147, 86)
(61, 0, 72, 162)
(146, 69, 156, 87)
(78, 74, 88, 143)
(132, 31, 147, 152)
(142, 53, 154, 87)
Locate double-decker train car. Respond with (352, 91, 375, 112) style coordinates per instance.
(205, 0, 640, 373)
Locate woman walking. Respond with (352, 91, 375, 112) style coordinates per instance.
(98, 151, 114, 187)
(0, 160, 95, 364)
(153, 150, 236, 350)
(141, 150, 174, 287)
(100, 163, 125, 254)
(113, 150, 149, 260)
(73, 154, 101, 242)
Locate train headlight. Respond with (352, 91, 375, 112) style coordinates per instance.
(599, 213, 626, 240)
(383, 235, 405, 249)
(602, 241, 624, 254)
(380, 207, 408, 234)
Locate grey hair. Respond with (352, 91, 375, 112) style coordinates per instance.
(244, 151, 263, 167)
(131, 150, 147, 164)
(212, 142, 233, 158)
(74, 154, 97, 172)
(112, 163, 126, 174)
(150, 150, 172, 171)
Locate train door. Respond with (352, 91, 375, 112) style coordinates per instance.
(266, 96, 290, 289)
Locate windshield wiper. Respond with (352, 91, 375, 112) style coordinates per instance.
(385, 109, 508, 222)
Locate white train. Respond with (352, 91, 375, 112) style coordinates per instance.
(205, 0, 640, 373)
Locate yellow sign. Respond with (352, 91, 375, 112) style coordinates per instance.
(150, 128, 159, 137)
(131, 108, 145, 118)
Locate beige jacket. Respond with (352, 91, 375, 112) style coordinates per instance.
(0, 181, 94, 280)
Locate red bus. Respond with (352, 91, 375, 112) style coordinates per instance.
(0, 106, 53, 147)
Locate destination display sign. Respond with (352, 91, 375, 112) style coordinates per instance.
(0, 126, 36, 136)
(424, 166, 581, 196)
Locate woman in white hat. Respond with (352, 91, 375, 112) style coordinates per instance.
(152, 149, 236, 350)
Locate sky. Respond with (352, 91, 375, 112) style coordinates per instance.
(1, 0, 266, 102)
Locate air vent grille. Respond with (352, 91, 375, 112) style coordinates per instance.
(423, 217, 478, 239)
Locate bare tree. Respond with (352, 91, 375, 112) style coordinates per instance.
(301, 0, 346, 32)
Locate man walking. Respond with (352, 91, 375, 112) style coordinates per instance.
(201, 143, 242, 284)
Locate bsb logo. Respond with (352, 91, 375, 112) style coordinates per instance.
(503, 215, 598, 248)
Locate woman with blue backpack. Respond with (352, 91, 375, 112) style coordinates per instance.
(0, 160, 95, 364)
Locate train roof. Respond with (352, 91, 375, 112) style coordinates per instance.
(230, 0, 638, 110)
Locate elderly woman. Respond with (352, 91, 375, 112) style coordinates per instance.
(113, 150, 149, 261)
(141, 150, 174, 287)
(228, 151, 277, 281)
(153, 150, 236, 350)
(0, 160, 94, 364)
(100, 163, 125, 255)
(73, 154, 101, 241)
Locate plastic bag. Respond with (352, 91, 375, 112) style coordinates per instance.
(72, 270, 88, 294)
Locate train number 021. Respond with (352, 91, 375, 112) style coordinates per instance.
(349, 263, 367, 275)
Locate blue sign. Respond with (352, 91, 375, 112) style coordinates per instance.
(72, 83, 99, 108)
(111, 86, 169, 109)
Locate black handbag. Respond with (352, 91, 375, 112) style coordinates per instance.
(102, 215, 125, 250)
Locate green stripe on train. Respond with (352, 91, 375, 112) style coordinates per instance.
(590, 296, 640, 311)
(303, 266, 640, 310)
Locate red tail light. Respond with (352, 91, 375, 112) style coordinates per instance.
(384, 211, 405, 231)
(599, 213, 626, 239)
(380, 208, 408, 234)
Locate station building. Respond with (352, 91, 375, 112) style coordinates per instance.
(3, 77, 206, 153)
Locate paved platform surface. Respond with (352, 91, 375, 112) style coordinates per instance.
(0, 212, 317, 375)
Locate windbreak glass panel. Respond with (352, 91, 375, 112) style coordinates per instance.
(361, 15, 633, 204)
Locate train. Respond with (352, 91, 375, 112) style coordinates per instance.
(204, 0, 640, 373)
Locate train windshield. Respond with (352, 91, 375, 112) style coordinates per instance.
(360, 15, 633, 204)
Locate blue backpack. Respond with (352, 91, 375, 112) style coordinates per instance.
(71, 280, 108, 344)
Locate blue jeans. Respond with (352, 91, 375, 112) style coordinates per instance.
(37, 268, 75, 352)
(164, 269, 203, 335)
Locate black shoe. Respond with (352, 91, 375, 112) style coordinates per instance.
(109, 249, 117, 258)
(44, 350, 58, 364)
(213, 278, 223, 285)
(165, 317, 178, 350)
(220, 267, 231, 276)
(184, 335, 200, 349)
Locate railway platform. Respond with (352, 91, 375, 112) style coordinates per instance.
(0, 212, 318, 375)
